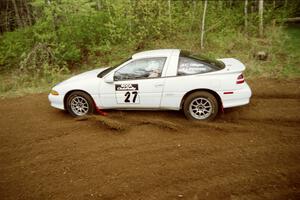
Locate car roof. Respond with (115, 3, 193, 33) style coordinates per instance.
(132, 49, 180, 59)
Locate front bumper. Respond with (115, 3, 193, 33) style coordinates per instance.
(48, 93, 65, 110)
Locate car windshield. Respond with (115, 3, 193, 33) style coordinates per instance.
(97, 58, 131, 78)
(180, 50, 225, 69)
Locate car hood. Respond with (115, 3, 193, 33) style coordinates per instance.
(57, 67, 108, 86)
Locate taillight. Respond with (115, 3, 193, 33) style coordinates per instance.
(236, 74, 244, 84)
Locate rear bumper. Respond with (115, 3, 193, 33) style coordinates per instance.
(48, 93, 65, 110)
(219, 82, 252, 108)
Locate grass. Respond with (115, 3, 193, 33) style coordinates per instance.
(0, 70, 72, 98)
(0, 25, 299, 98)
(281, 24, 300, 76)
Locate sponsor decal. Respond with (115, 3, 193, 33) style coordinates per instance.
(115, 84, 138, 91)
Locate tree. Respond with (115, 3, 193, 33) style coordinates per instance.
(189, 0, 197, 34)
(12, 0, 23, 28)
(96, 0, 101, 10)
(168, 0, 171, 32)
(200, 0, 207, 49)
(259, 0, 264, 37)
(24, 0, 33, 26)
(218, 0, 222, 9)
(244, 0, 248, 33)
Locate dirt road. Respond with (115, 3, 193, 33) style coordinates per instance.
(0, 79, 299, 200)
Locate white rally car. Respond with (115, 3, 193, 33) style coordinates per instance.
(48, 49, 251, 120)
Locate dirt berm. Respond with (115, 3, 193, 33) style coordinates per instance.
(0, 79, 299, 200)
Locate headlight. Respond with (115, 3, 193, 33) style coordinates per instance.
(50, 90, 59, 96)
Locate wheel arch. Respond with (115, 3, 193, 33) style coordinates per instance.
(180, 89, 222, 110)
(63, 90, 94, 110)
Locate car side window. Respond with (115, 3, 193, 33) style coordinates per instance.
(114, 57, 166, 81)
(177, 56, 214, 76)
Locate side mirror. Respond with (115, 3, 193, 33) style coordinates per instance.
(104, 73, 114, 83)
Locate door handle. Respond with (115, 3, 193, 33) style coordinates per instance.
(154, 83, 164, 87)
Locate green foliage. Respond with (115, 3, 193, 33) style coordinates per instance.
(0, 0, 299, 97)
(0, 28, 33, 68)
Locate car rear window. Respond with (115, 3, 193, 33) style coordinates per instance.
(178, 56, 215, 75)
(180, 50, 225, 70)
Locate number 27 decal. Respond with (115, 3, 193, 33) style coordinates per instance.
(124, 91, 138, 103)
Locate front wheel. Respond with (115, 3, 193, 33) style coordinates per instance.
(183, 91, 218, 121)
(66, 91, 95, 117)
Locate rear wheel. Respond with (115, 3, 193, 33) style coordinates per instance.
(183, 91, 218, 121)
(66, 91, 95, 117)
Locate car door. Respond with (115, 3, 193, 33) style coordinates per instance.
(100, 57, 167, 109)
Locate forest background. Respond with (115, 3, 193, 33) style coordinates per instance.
(0, 0, 299, 97)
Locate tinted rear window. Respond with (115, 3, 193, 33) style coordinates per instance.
(180, 50, 225, 69)
(178, 56, 215, 75)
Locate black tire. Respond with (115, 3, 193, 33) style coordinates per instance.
(183, 91, 218, 121)
(66, 91, 95, 117)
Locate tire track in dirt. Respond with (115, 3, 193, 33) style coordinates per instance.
(0, 78, 299, 200)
